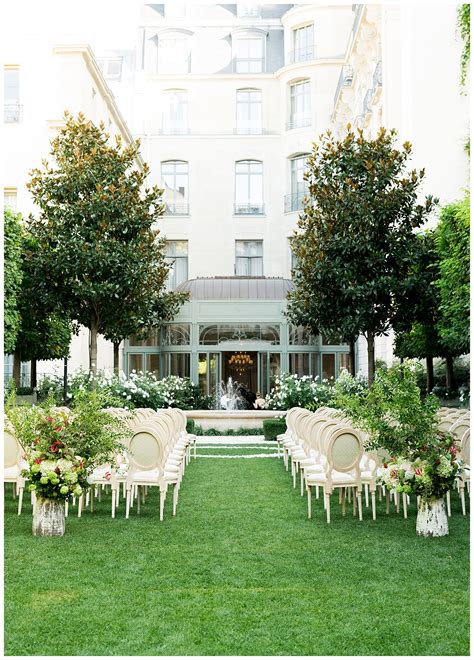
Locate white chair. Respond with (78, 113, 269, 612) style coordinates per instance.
(4, 427, 27, 516)
(458, 429, 470, 516)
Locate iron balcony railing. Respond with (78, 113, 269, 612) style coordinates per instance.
(287, 45, 316, 65)
(373, 60, 382, 88)
(234, 203, 265, 215)
(286, 116, 311, 131)
(164, 203, 190, 215)
(333, 64, 354, 107)
(284, 192, 307, 213)
(4, 103, 22, 123)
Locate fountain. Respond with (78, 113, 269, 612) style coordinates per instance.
(217, 377, 248, 410)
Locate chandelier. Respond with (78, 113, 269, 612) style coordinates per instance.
(228, 352, 253, 375)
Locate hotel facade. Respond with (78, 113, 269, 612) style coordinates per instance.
(4, 4, 469, 396)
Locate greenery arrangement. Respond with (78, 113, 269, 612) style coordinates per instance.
(334, 363, 462, 500)
(6, 391, 127, 501)
(288, 126, 436, 384)
(36, 370, 213, 411)
(193, 426, 265, 437)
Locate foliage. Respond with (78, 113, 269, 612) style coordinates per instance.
(415, 356, 470, 394)
(434, 196, 470, 355)
(4, 208, 23, 354)
(458, 4, 470, 87)
(262, 418, 287, 441)
(36, 370, 213, 411)
(288, 126, 436, 383)
(6, 391, 127, 500)
(186, 418, 196, 434)
(26, 112, 184, 373)
(194, 426, 266, 436)
(264, 373, 334, 411)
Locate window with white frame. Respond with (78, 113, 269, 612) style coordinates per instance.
(161, 161, 189, 214)
(236, 89, 262, 134)
(235, 240, 263, 276)
(285, 154, 309, 212)
(4, 68, 20, 123)
(237, 4, 261, 18)
(234, 35, 264, 73)
(158, 33, 191, 74)
(288, 80, 311, 130)
(162, 90, 188, 134)
(292, 24, 315, 62)
(235, 160, 264, 214)
(165, 240, 188, 289)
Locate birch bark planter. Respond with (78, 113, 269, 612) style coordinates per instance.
(416, 497, 449, 537)
(32, 497, 65, 537)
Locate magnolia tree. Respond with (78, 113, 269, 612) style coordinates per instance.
(288, 126, 436, 384)
(27, 113, 185, 376)
(4, 208, 23, 356)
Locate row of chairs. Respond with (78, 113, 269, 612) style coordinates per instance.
(4, 407, 197, 520)
(437, 408, 470, 515)
(278, 405, 470, 522)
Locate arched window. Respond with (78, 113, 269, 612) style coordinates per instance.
(157, 30, 192, 74)
(162, 89, 188, 135)
(287, 79, 311, 130)
(236, 88, 262, 134)
(234, 160, 264, 215)
(291, 23, 315, 63)
(161, 161, 189, 215)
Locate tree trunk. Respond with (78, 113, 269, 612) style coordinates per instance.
(366, 333, 375, 386)
(113, 342, 120, 375)
(89, 320, 99, 379)
(445, 355, 454, 391)
(349, 340, 356, 376)
(30, 359, 37, 389)
(426, 356, 434, 393)
(13, 350, 21, 387)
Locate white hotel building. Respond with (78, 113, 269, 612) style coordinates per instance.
(4, 4, 469, 396)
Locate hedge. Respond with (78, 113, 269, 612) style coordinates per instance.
(262, 418, 286, 441)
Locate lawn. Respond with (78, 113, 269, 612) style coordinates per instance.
(4, 447, 470, 656)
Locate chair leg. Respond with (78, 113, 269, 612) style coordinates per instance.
(395, 491, 400, 514)
(172, 483, 179, 516)
(371, 490, 376, 520)
(352, 488, 357, 516)
(307, 486, 312, 519)
(402, 493, 407, 519)
(342, 488, 346, 516)
(65, 500, 69, 518)
(90, 489, 94, 513)
(116, 486, 120, 507)
(78, 495, 83, 518)
(12, 483, 16, 500)
(325, 493, 331, 523)
(300, 468, 304, 496)
(316, 484, 319, 500)
(460, 485, 466, 516)
(378, 485, 382, 502)
(17, 487, 23, 516)
(159, 489, 166, 521)
(446, 490, 451, 517)
(292, 461, 296, 488)
(357, 491, 363, 521)
(125, 489, 131, 519)
(365, 483, 369, 508)
(385, 490, 390, 515)
(137, 487, 141, 515)
(111, 487, 116, 518)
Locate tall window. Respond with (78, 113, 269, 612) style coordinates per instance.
(235, 160, 264, 214)
(161, 161, 189, 214)
(165, 240, 188, 289)
(4, 68, 20, 123)
(162, 90, 188, 134)
(285, 154, 309, 212)
(236, 89, 262, 134)
(288, 80, 311, 130)
(158, 33, 190, 74)
(235, 36, 264, 73)
(235, 240, 263, 276)
(292, 24, 315, 62)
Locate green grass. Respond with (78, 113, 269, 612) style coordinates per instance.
(4, 454, 470, 656)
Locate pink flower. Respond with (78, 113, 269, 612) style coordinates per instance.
(105, 472, 111, 481)
(34, 458, 42, 464)
(50, 444, 58, 453)
(415, 467, 423, 476)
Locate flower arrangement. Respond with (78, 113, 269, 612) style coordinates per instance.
(264, 373, 334, 411)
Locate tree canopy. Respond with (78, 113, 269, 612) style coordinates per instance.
(287, 126, 436, 383)
(26, 112, 185, 375)
(4, 207, 23, 354)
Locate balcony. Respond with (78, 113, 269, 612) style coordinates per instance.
(234, 203, 265, 215)
(287, 45, 316, 65)
(286, 116, 311, 131)
(284, 192, 306, 213)
(333, 64, 354, 108)
(4, 103, 22, 123)
(163, 203, 189, 216)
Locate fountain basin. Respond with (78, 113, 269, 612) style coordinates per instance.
(185, 410, 285, 431)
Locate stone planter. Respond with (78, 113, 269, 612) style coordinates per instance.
(32, 497, 65, 537)
(416, 497, 449, 537)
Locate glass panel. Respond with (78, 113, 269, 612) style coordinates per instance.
(199, 324, 279, 345)
(146, 354, 160, 378)
(163, 90, 188, 133)
(269, 353, 281, 388)
(288, 325, 316, 345)
(198, 353, 207, 394)
(163, 324, 190, 345)
(339, 353, 351, 372)
(289, 353, 310, 377)
(128, 354, 144, 374)
(162, 162, 188, 210)
(129, 330, 160, 346)
(209, 353, 218, 397)
(158, 35, 190, 74)
(167, 353, 190, 377)
(4, 69, 19, 102)
(322, 354, 336, 381)
(165, 241, 188, 289)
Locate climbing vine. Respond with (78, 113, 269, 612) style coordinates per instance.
(458, 4, 470, 87)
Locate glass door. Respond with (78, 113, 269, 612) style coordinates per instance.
(259, 352, 281, 396)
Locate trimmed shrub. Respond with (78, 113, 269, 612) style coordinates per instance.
(186, 418, 196, 434)
(263, 418, 286, 441)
